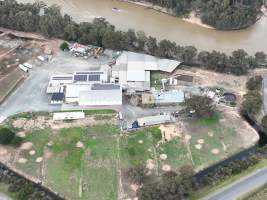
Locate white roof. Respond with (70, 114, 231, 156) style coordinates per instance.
(79, 89, 122, 105)
(65, 84, 90, 98)
(53, 112, 85, 121)
(137, 114, 173, 126)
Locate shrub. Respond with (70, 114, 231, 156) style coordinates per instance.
(126, 164, 148, 184)
(60, 41, 69, 51)
(0, 128, 15, 145)
(11, 136, 23, 147)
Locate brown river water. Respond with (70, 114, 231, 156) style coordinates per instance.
(18, 0, 267, 54)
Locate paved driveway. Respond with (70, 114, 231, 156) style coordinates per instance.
(0, 51, 110, 118)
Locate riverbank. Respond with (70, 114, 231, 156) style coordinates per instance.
(120, 0, 214, 29)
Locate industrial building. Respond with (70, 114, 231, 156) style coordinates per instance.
(65, 83, 122, 106)
(46, 70, 121, 106)
(112, 51, 181, 91)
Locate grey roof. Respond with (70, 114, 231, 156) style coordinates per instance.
(153, 90, 184, 104)
(176, 75, 194, 82)
(91, 83, 120, 90)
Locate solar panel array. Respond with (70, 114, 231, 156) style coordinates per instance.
(74, 72, 102, 82)
(74, 74, 88, 82)
(52, 76, 73, 81)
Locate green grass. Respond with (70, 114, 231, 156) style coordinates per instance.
(198, 112, 220, 127)
(160, 139, 192, 171)
(120, 128, 160, 167)
(15, 129, 51, 177)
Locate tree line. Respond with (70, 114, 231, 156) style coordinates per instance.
(241, 76, 263, 118)
(0, 0, 267, 76)
(140, 0, 263, 30)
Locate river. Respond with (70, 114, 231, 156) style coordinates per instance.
(18, 0, 267, 54)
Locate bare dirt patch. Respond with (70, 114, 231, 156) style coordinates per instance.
(18, 158, 27, 164)
(159, 123, 183, 142)
(218, 106, 259, 148)
(160, 154, 167, 161)
(29, 150, 36, 156)
(211, 148, 220, 155)
(36, 157, 43, 163)
(12, 115, 117, 131)
(146, 159, 155, 170)
(16, 131, 26, 138)
(76, 141, 84, 148)
(173, 68, 248, 95)
(20, 142, 33, 150)
(162, 164, 171, 172)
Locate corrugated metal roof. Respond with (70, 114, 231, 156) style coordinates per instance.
(153, 90, 184, 104)
(137, 114, 173, 126)
(91, 83, 120, 90)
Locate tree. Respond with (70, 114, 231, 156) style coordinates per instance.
(262, 115, 267, 131)
(60, 41, 69, 51)
(246, 76, 262, 91)
(146, 36, 158, 55)
(126, 164, 148, 184)
(184, 96, 214, 118)
(181, 46, 197, 63)
(241, 90, 262, 116)
(255, 52, 267, 65)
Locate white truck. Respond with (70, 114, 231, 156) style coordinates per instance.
(18, 64, 29, 73)
(23, 62, 33, 69)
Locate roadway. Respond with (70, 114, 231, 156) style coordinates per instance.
(202, 166, 267, 200)
(0, 192, 12, 200)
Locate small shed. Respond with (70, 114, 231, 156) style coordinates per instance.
(137, 114, 174, 127)
(53, 112, 85, 121)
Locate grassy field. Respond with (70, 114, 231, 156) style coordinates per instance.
(14, 125, 120, 200)
(186, 112, 242, 170)
(2, 110, 252, 200)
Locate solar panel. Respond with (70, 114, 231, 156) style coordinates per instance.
(75, 71, 103, 75)
(74, 75, 87, 82)
(51, 93, 64, 101)
(88, 74, 100, 81)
